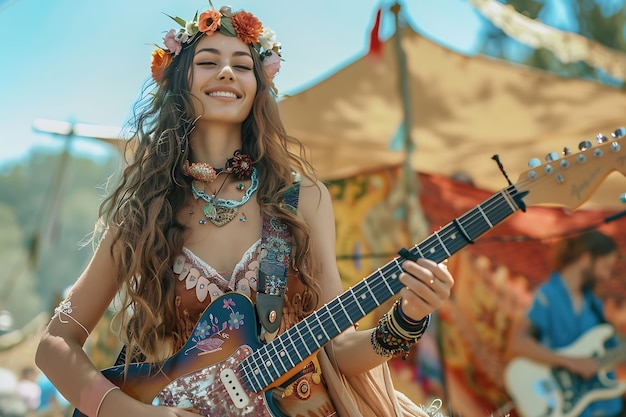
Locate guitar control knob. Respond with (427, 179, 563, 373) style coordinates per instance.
(578, 140, 593, 151)
(528, 158, 541, 168)
(612, 127, 626, 138)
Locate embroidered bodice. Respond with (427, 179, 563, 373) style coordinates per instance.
(173, 239, 262, 326)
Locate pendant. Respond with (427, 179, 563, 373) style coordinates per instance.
(203, 203, 238, 226)
(203, 200, 217, 219)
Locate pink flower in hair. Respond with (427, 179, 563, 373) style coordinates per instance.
(263, 52, 281, 80)
(163, 29, 181, 55)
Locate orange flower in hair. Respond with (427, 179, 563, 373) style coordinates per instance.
(231, 11, 263, 44)
(151, 48, 173, 83)
(198, 9, 221, 35)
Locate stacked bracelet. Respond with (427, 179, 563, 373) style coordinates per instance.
(371, 299, 430, 360)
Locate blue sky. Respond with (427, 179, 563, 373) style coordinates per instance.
(0, 0, 486, 168)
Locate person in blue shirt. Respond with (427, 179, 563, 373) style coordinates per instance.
(508, 230, 623, 417)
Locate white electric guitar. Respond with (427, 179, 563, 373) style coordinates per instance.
(505, 324, 626, 417)
(74, 129, 626, 416)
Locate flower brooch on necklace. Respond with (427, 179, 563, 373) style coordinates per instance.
(183, 150, 253, 183)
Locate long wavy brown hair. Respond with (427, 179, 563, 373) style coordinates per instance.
(98, 32, 320, 364)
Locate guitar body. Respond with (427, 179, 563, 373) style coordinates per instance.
(505, 324, 626, 417)
(74, 293, 287, 417)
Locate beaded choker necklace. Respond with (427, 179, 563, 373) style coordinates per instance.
(184, 151, 257, 227)
(182, 150, 253, 183)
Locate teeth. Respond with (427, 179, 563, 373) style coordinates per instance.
(208, 91, 237, 98)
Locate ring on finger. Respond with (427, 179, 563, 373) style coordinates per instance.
(429, 279, 435, 284)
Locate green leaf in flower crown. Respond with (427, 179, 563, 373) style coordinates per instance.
(164, 13, 187, 28)
(220, 17, 236, 37)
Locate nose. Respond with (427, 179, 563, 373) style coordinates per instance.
(217, 65, 235, 81)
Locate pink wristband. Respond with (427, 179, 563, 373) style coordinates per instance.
(79, 378, 119, 417)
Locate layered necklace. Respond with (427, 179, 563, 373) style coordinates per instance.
(184, 150, 258, 227)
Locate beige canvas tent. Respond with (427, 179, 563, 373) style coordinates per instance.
(276, 26, 626, 210)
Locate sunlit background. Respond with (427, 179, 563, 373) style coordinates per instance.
(1, 0, 625, 416)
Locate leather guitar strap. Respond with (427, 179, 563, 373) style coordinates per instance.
(256, 181, 300, 339)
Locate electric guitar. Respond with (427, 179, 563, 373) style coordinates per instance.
(74, 129, 626, 416)
(505, 324, 626, 417)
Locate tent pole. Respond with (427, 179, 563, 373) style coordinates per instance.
(391, 4, 451, 411)
(390, 2, 427, 243)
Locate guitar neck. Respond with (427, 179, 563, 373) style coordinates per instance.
(242, 184, 527, 392)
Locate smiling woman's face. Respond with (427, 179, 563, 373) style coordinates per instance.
(190, 32, 257, 126)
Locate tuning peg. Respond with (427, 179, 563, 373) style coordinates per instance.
(528, 157, 541, 168)
(612, 127, 626, 138)
(596, 133, 609, 143)
(621, 193, 626, 203)
(545, 152, 559, 162)
(562, 146, 571, 156)
(578, 140, 593, 151)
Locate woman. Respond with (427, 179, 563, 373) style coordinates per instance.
(35, 5, 453, 417)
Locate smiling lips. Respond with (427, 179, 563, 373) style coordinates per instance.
(208, 90, 239, 99)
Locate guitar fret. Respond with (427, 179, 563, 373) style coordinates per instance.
(267, 340, 289, 373)
(338, 298, 352, 327)
(285, 330, 304, 362)
(377, 268, 395, 296)
(293, 323, 313, 356)
(352, 281, 377, 313)
(303, 319, 321, 349)
(248, 361, 265, 392)
(477, 204, 493, 228)
(350, 289, 366, 317)
(313, 309, 331, 344)
(364, 277, 380, 305)
(316, 305, 333, 339)
(434, 231, 451, 257)
(263, 351, 281, 382)
(277, 335, 296, 369)
(500, 188, 519, 212)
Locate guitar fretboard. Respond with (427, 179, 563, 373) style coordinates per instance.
(240, 184, 526, 392)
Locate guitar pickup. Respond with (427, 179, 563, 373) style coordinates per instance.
(220, 368, 250, 409)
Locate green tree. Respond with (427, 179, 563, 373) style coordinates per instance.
(0, 149, 119, 328)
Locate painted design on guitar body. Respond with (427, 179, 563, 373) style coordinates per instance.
(155, 345, 277, 416)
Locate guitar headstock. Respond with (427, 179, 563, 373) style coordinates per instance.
(515, 128, 626, 209)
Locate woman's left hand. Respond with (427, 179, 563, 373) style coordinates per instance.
(398, 258, 454, 321)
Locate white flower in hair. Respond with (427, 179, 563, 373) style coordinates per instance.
(259, 27, 279, 51)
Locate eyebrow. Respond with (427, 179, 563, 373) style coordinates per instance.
(195, 48, 252, 58)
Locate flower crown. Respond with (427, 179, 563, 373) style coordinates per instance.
(151, 5, 282, 85)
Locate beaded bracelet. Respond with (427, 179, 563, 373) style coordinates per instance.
(371, 299, 430, 360)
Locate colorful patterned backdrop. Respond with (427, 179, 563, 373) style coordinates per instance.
(327, 166, 626, 417)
